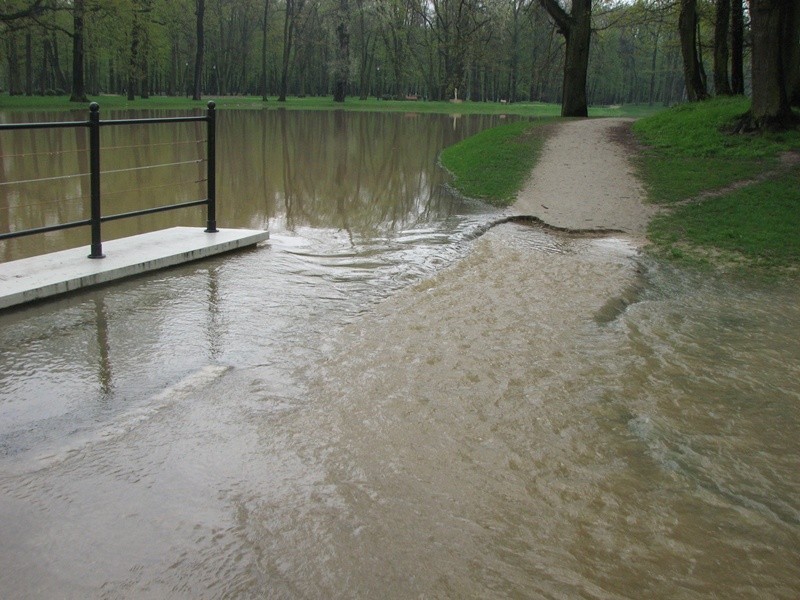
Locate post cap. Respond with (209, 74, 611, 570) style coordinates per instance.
(207, 101, 216, 110)
(89, 102, 100, 112)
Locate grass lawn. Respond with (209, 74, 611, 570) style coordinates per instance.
(439, 120, 549, 207)
(0, 93, 661, 119)
(633, 96, 800, 271)
(648, 172, 800, 268)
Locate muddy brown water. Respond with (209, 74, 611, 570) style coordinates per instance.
(0, 111, 798, 598)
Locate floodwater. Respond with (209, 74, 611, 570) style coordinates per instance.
(1, 111, 799, 599)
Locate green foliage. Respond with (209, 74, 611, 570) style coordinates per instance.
(439, 120, 548, 207)
(635, 97, 800, 270)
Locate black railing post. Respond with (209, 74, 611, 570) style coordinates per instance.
(205, 101, 218, 233)
(88, 102, 105, 258)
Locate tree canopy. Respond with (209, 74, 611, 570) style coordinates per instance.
(0, 0, 797, 128)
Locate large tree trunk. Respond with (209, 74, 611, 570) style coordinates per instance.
(713, 0, 732, 95)
(539, 0, 591, 117)
(679, 0, 708, 101)
(562, 0, 590, 116)
(730, 0, 745, 94)
(70, 0, 88, 102)
(748, 0, 793, 128)
(783, 0, 800, 106)
(193, 0, 205, 101)
(332, 0, 350, 102)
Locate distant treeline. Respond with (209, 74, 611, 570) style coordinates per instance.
(0, 0, 747, 107)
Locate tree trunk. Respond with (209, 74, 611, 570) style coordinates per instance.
(6, 33, 22, 95)
(748, 0, 792, 128)
(333, 0, 350, 102)
(783, 0, 800, 106)
(508, 0, 524, 103)
(540, 0, 591, 117)
(51, 33, 68, 92)
(678, 0, 708, 101)
(648, 27, 660, 105)
(730, 0, 744, 94)
(356, 0, 373, 100)
(193, 0, 205, 101)
(168, 41, 177, 95)
(278, 0, 294, 101)
(260, 0, 271, 100)
(70, 0, 88, 102)
(127, 11, 140, 101)
(139, 3, 151, 99)
(713, 0, 732, 95)
(562, 0, 591, 116)
(25, 30, 33, 95)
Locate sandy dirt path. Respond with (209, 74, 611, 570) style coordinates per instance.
(512, 117, 657, 238)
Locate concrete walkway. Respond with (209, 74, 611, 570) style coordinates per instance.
(0, 226, 269, 310)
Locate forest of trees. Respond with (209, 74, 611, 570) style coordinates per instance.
(0, 1, 798, 126)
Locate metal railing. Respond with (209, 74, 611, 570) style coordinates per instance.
(0, 101, 218, 259)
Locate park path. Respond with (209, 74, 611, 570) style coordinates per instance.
(512, 117, 658, 239)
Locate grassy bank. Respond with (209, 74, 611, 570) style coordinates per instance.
(633, 96, 800, 270)
(439, 95, 799, 271)
(0, 93, 660, 119)
(440, 120, 549, 206)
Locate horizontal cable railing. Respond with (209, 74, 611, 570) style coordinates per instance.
(0, 101, 218, 259)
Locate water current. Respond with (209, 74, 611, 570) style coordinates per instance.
(0, 111, 798, 598)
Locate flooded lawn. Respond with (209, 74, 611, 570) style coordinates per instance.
(0, 111, 798, 598)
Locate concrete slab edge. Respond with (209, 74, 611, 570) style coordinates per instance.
(0, 229, 269, 310)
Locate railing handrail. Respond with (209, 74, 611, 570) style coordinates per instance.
(0, 101, 218, 258)
(0, 119, 90, 131)
(0, 114, 207, 131)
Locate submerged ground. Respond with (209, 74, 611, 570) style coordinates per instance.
(1, 114, 797, 597)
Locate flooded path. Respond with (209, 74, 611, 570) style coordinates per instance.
(0, 115, 798, 598)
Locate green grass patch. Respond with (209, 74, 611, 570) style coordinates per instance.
(634, 97, 800, 270)
(0, 93, 660, 119)
(633, 96, 798, 158)
(639, 156, 766, 204)
(439, 120, 548, 207)
(648, 169, 800, 269)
